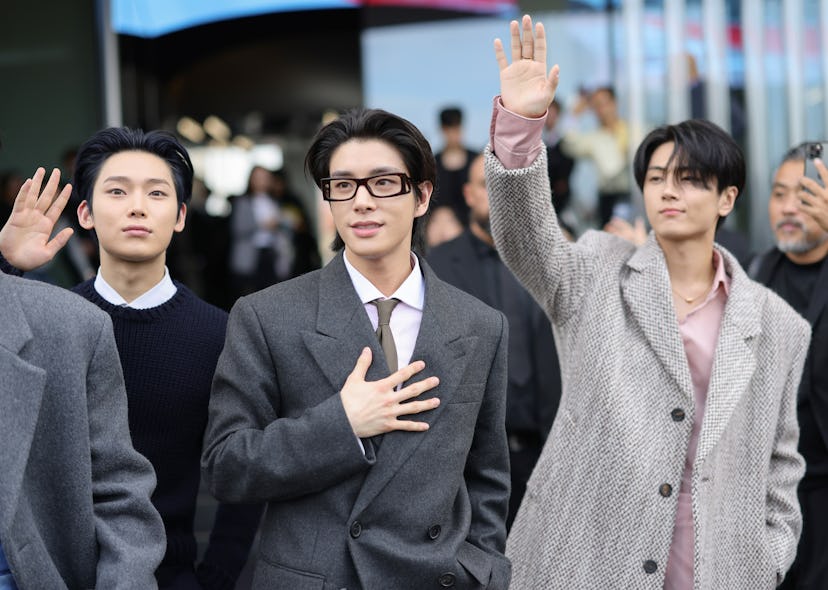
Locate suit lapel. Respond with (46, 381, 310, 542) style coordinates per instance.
(350, 261, 475, 516)
(695, 251, 761, 466)
(302, 254, 391, 392)
(622, 237, 695, 401)
(0, 277, 46, 533)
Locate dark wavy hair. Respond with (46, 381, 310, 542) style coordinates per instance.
(72, 127, 194, 211)
(305, 108, 436, 254)
(633, 119, 744, 228)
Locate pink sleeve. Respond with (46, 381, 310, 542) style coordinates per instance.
(488, 96, 547, 170)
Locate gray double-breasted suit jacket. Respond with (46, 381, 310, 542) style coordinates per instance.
(485, 147, 810, 589)
(202, 253, 511, 589)
(0, 271, 165, 588)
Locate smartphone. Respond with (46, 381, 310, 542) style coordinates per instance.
(804, 142, 828, 187)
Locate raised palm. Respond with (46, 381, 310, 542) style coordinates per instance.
(0, 167, 74, 271)
(494, 16, 560, 119)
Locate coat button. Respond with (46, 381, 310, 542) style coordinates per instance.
(350, 521, 362, 538)
(428, 524, 442, 540)
(643, 560, 658, 574)
(671, 408, 685, 422)
(659, 483, 673, 497)
(438, 572, 456, 587)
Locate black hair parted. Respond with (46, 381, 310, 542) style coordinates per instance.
(305, 108, 436, 254)
(633, 119, 745, 197)
(72, 127, 194, 210)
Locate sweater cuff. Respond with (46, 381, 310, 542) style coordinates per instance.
(488, 95, 547, 169)
(0, 252, 24, 277)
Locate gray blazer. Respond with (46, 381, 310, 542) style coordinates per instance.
(485, 148, 810, 589)
(0, 271, 165, 589)
(202, 253, 511, 589)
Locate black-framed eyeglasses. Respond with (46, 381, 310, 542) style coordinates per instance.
(321, 172, 414, 201)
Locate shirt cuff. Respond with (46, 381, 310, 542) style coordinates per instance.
(489, 95, 547, 170)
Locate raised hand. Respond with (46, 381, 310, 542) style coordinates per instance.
(340, 347, 441, 438)
(493, 14, 560, 118)
(799, 158, 828, 233)
(0, 167, 74, 271)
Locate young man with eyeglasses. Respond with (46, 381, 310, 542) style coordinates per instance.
(201, 108, 511, 589)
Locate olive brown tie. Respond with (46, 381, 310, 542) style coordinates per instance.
(372, 298, 400, 373)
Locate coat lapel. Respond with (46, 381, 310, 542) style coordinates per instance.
(0, 277, 46, 533)
(349, 261, 475, 516)
(695, 252, 761, 466)
(302, 254, 391, 392)
(622, 236, 695, 401)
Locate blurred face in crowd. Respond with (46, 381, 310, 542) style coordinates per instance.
(590, 89, 617, 127)
(425, 206, 462, 249)
(249, 166, 272, 195)
(769, 159, 828, 263)
(463, 155, 490, 234)
(441, 125, 463, 149)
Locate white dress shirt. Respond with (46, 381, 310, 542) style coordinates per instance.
(94, 266, 177, 309)
(343, 251, 425, 370)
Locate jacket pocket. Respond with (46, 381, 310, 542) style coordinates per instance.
(456, 541, 493, 587)
(252, 558, 325, 590)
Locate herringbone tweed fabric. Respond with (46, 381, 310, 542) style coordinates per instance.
(485, 146, 810, 590)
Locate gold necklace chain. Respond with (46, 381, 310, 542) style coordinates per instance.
(671, 286, 706, 304)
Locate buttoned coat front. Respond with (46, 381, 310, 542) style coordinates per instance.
(485, 148, 810, 590)
(201, 253, 511, 590)
(0, 271, 165, 589)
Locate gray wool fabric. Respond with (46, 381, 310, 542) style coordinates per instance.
(0, 271, 165, 589)
(485, 146, 810, 590)
(202, 253, 511, 589)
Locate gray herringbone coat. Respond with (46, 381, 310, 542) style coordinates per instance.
(485, 147, 810, 590)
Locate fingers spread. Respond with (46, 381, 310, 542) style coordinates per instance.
(23, 168, 46, 211)
(390, 419, 430, 432)
(46, 183, 73, 223)
(509, 19, 522, 63)
(396, 375, 440, 404)
(36, 168, 62, 212)
(494, 38, 508, 71)
(47, 227, 74, 255)
(349, 347, 373, 380)
(548, 64, 561, 92)
(535, 21, 546, 64)
(521, 15, 534, 58)
(13, 178, 32, 213)
(385, 359, 426, 389)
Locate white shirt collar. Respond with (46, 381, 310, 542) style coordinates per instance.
(342, 251, 425, 311)
(94, 266, 178, 309)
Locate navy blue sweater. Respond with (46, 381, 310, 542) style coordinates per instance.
(72, 279, 260, 589)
